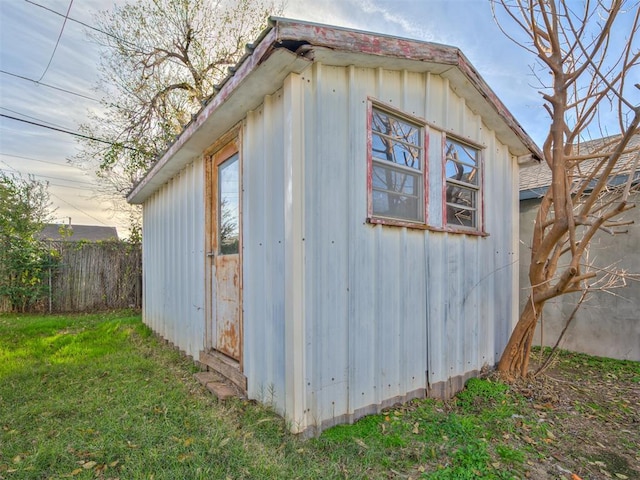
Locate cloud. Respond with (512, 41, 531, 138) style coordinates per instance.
(5, 0, 581, 233)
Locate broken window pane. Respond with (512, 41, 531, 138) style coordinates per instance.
(444, 138, 480, 229)
(446, 203, 476, 228)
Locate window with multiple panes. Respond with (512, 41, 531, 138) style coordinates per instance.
(368, 102, 483, 233)
(369, 106, 425, 224)
(444, 138, 480, 230)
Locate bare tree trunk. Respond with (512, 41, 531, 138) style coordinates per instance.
(497, 297, 541, 377)
(491, 0, 639, 379)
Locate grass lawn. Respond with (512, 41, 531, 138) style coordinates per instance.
(0, 311, 638, 479)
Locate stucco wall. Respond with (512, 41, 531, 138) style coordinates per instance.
(519, 196, 640, 361)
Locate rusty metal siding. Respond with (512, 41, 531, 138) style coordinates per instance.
(141, 158, 206, 359)
(297, 63, 518, 429)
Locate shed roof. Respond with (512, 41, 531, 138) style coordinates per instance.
(128, 17, 542, 204)
(520, 132, 640, 200)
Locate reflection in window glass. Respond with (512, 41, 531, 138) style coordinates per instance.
(370, 107, 424, 222)
(218, 154, 239, 254)
(445, 138, 480, 229)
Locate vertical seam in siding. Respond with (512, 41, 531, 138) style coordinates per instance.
(283, 72, 306, 432)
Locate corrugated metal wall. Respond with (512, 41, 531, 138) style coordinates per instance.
(142, 158, 206, 359)
(145, 62, 519, 433)
(293, 63, 516, 430)
(242, 90, 289, 408)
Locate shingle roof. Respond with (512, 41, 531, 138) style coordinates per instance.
(37, 224, 119, 242)
(520, 132, 640, 199)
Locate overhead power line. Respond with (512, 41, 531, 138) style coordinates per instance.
(25, 0, 135, 46)
(1, 106, 76, 132)
(0, 152, 86, 170)
(0, 160, 109, 226)
(36, 0, 75, 82)
(0, 69, 99, 102)
(0, 169, 95, 191)
(0, 167, 95, 187)
(50, 191, 108, 225)
(0, 113, 140, 151)
(25, 0, 183, 67)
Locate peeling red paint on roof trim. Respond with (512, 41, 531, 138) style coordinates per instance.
(128, 17, 543, 203)
(271, 18, 540, 161)
(274, 19, 460, 64)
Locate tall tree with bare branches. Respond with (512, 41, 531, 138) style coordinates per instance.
(490, 0, 640, 377)
(73, 0, 281, 231)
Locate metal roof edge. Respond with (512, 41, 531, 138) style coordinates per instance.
(128, 17, 543, 203)
(519, 188, 547, 200)
(127, 22, 282, 204)
(453, 51, 543, 161)
(272, 18, 542, 161)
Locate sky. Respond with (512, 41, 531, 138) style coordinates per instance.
(0, 0, 634, 237)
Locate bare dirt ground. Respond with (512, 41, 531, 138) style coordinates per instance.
(506, 353, 639, 479)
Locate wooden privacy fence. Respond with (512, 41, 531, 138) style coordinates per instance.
(46, 241, 142, 313)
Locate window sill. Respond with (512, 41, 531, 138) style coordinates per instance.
(367, 217, 488, 237)
(429, 226, 489, 237)
(367, 217, 429, 230)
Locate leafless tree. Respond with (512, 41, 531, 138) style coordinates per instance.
(72, 0, 281, 232)
(490, 0, 640, 377)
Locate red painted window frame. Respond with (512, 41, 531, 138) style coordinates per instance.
(366, 99, 430, 229)
(440, 133, 485, 235)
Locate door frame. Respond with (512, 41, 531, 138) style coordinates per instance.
(204, 125, 243, 369)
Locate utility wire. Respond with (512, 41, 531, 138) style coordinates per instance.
(25, 0, 137, 47)
(0, 107, 76, 132)
(36, 0, 75, 82)
(0, 152, 86, 170)
(0, 169, 95, 191)
(0, 69, 100, 102)
(0, 167, 96, 187)
(50, 191, 108, 225)
(1, 161, 107, 225)
(0, 113, 140, 151)
(25, 0, 184, 67)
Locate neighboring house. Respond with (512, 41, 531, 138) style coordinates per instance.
(519, 133, 640, 361)
(38, 224, 119, 242)
(127, 18, 541, 435)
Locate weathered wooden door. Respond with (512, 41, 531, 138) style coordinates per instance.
(211, 144, 242, 361)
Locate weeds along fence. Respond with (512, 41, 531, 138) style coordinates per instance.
(0, 240, 142, 314)
(45, 240, 142, 313)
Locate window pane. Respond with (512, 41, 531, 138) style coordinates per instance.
(369, 106, 425, 224)
(372, 164, 421, 221)
(446, 204, 476, 228)
(446, 138, 478, 167)
(372, 110, 420, 146)
(446, 185, 476, 228)
(446, 139, 478, 186)
(218, 154, 239, 254)
(373, 191, 421, 221)
(444, 137, 480, 229)
(372, 165, 419, 195)
(372, 133, 421, 169)
(445, 160, 478, 185)
(446, 184, 475, 208)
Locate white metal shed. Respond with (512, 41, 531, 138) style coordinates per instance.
(128, 18, 541, 435)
